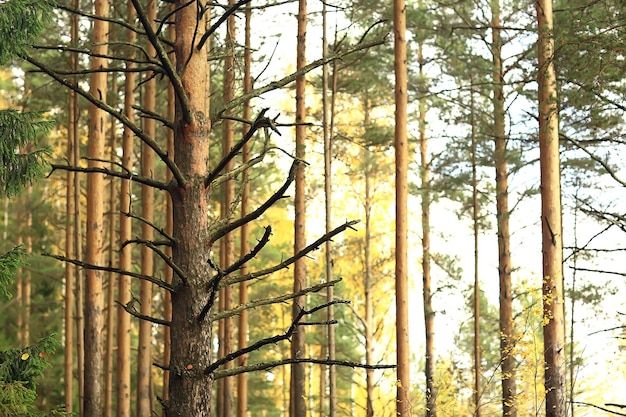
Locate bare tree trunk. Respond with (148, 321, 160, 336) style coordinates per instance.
(321, 2, 336, 416)
(364, 145, 375, 417)
(167, 2, 213, 415)
(64, 7, 78, 405)
(492, 1, 517, 415)
(536, 1, 566, 416)
(417, 39, 436, 417)
(116, 4, 136, 417)
(291, 0, 307, 415)
(104, 91, 117, 417)
(236, 4, 252, 416)
(137, 2, 157, 415)
(84, 0, 109, 414)
(23, 187, 32, 346)
(218, 2, 236, 414)
(470, 66, 481, 417)
(394, 0, 411, 415)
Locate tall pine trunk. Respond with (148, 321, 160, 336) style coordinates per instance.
(167, 2, 213, 415)
(291, 0, 307, 415)
(536, 1, 566, 416)
(394, 0, 411, 415)
(492, 1, 517, 415)
(84, 0, 108, 414)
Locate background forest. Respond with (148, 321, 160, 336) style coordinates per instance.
(0, 0, 625, 416)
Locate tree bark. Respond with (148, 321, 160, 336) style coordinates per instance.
(394, 0, 411, 415)
(290, 0, 307, 416)
(492, 1, 517, 415)
(167, 2, 213, 416)
(536, 1, 566, 416)
(84, 0, 108, 415)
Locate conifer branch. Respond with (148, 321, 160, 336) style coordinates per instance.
(123, 239, 188, 286)
(121, 211, 176, 243)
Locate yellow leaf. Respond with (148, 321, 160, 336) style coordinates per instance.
(21, 353, 29, 360)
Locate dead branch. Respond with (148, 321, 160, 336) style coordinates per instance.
(209, 160, 299, 244)
(121, 211, 175, 243)
(203, 300, 349, 375)
(211, 279, 341, 321)
(205, 109, 278, 187)
(223, 220, 360, 288)
(197, 0, 252, 51)
(572, 401, 626, 416)
(49, 163, 169, 191)
(198, 226, 273, 322)
(23, 54, 186, 188)
(115, 300, 171, 327)
(214, 358, 396, 379)
(129, 0, 189, 123)
(126, 238, 189, 286)
(221, 36, 385, 115)
(44, 253, 174, 292)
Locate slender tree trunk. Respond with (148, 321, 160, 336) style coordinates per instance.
(291, 0, 307, 415)
(321, 2, 336, 416)
(492, 1, 517, 415)
(116, 4, 136, 416)
(394, 0, 411, 415)
(104, 92, 117, 417)
(64, 11, 77, 405)
(536, 1, 566, 416)
(418, 40, 436, 417)
(137, 2, 157, 415)
(364, 145, 375, 417)
(218, 2, 236, 414)
(23, 187, 31, 346)
(84, 0, 109, 414)
(236, 4, 252, 416)
(470, 67, 481, 417)
(167, 2, 213, 415)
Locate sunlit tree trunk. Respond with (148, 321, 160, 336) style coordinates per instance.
(84, 0, 109, 414)
(236, 4, 252, 416)
(536, 1, 566, 416)
(23, 187, 32, 346)
(137, 1, 157, 415)
(363, 144, 374, 417)
(116, 4, 136, 416)
(492, 1, 517, 415)
(290, 0, 307, 415)
(394, 0, 411, 415)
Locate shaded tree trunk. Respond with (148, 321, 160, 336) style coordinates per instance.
(536, 1, 566, 416)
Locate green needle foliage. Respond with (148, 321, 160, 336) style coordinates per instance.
(0, 110, 52, 196)
(0, 0, 53, 65)
(0, 245, 27, 300)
